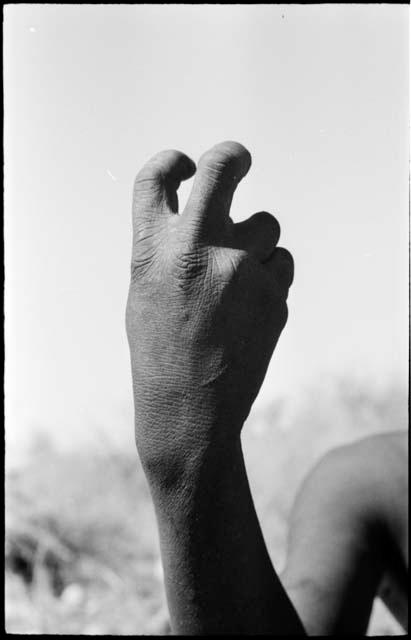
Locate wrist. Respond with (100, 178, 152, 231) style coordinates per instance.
(135, 402, 243, 497)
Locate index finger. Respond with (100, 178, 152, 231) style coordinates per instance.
(133, 149, 196, 221)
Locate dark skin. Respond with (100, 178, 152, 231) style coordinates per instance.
(126, 141, 408, 635)
(282, 431, 408, 634)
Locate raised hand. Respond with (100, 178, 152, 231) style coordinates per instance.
(126, 142, 302, 635)
(126, 141, 294, 475)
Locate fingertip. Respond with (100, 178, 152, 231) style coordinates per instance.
(252, 211, 281, 242)
(146, 149, 196, 181)
(133, 149, 196, 208)
(233, 211, 281, 262)
(184, 155, 197, 179)
(198, 140, 252, 181)
(165, 151, 196, 182)
(217, 140, 252, 167)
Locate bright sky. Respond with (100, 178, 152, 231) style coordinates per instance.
(4, 5, 409, 458)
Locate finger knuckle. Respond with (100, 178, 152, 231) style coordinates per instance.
(256, 211, 281, 238)
(130, 252, 156, 282)
(276, 246, 294, 263)
(170, 246, 208, 289)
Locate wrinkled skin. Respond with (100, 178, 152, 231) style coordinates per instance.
(126, 141, 294, 473)
(125, 142, 408, 636)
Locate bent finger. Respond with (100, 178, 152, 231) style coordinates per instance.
(133, 149, 196, 221)
(183, 141, 251, 240)
(232, 211, 281, 262)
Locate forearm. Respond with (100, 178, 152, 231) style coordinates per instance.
(143, 428, 305, 636)
(127, 141, 298, 635)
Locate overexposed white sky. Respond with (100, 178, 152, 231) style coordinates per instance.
(4, 5, 409, 458)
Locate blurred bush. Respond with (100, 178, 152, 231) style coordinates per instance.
(5, 376, 407, 634)
(5, 444, 169, 634)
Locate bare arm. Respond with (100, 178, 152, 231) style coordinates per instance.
(282, 433, 408, 635)
(126, 141, 305, 634)
(149, 438, 305, 635)
(126, 142, 408, 635)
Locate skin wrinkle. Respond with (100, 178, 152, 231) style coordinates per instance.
(126, 141, 408, 635)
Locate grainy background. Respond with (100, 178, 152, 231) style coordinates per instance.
(4, 4, 408, 634)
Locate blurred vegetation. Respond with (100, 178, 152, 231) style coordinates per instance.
(5, 377, 407, 634)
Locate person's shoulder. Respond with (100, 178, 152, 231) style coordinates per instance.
(346, 430, 407, 460)
(285, 431, 408, 634)
(295, 430, 408, 525)
(331, 430, 407, 498)
(316, 430, 407, 484)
